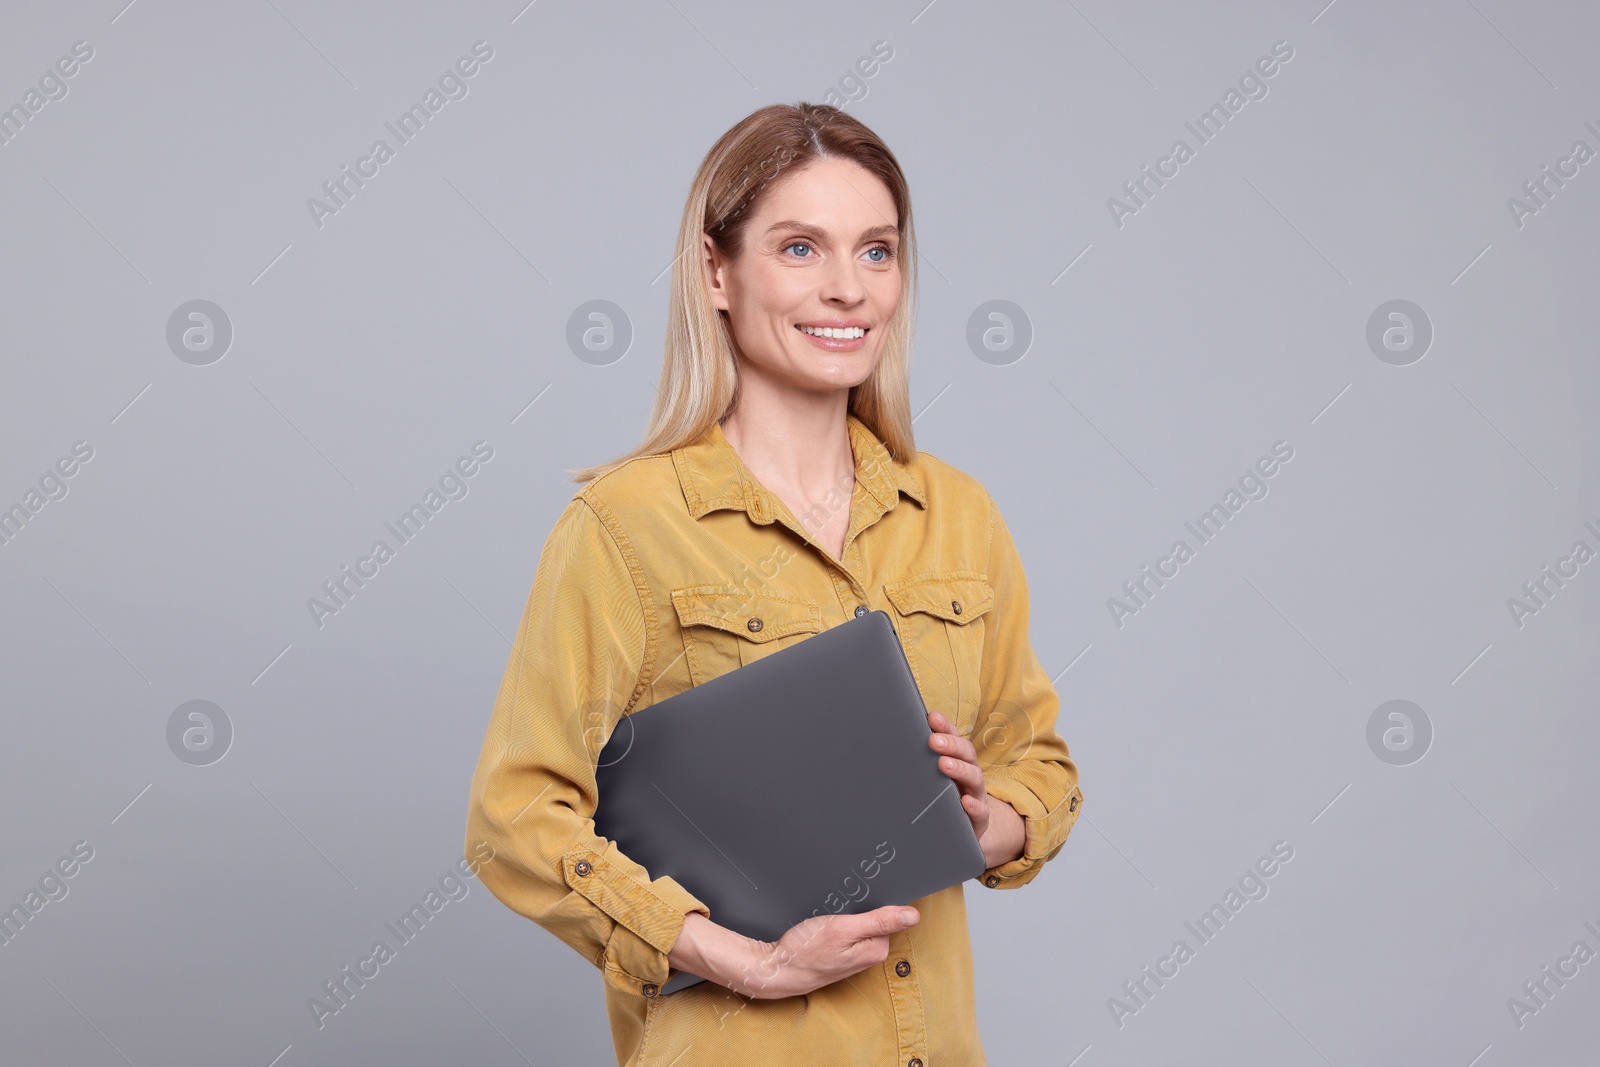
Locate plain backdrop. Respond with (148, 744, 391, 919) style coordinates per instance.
(2, 1, 1597, 1064)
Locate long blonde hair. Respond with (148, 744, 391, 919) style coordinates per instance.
(569, 102, 919, 484)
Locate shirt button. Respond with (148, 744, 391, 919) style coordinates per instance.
(908, 1059, 923, 1067)
(642, 983, 658, 998)
(1070, 795, 1079, 811)
(854, 604, 868, 618)
(951, 600, 962, 614)
(894, 959, 911, 977)
(575, 860, 592, 876)
(985, 874, 1000, 887)
(747, 617, 763, 633)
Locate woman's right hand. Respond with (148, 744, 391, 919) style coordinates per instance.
(669, 906, 920, 1000)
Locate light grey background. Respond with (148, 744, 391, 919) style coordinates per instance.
(2, 1, 1597, 1064)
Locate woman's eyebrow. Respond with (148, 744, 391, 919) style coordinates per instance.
(763, 220, 899, 242)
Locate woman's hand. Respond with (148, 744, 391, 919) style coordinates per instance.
(669, 906, 920, 1000)
(663, 711, 1028, 1002)
(926, 709, 1025, 870)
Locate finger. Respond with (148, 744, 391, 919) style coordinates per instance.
(928, 729, 977, 764)
(926, 708, 958, 735)
(845, 906, 920, 939)
(936, 753, 986, 792)
(962, 792, 989, 831)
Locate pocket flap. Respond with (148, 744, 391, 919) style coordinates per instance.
(883, 572, 994, 625)
(670, 586, 822, 643)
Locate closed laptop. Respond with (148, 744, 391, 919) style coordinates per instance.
(593, 609, 988, 994)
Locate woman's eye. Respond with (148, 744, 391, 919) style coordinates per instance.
(784, 242, 813, 258)
(864, 245, 895, 263)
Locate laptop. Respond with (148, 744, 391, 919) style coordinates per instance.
(593, 609, 988, 994)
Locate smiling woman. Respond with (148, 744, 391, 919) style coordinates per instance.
(465, 102, 1083, 1067)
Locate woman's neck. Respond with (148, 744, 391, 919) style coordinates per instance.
(719, 389, 857, 558)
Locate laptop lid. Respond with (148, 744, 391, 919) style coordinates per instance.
(593, 609, 988, 994)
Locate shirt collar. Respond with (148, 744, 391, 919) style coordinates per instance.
(673, 413, 926, 523)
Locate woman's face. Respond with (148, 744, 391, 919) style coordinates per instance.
(704, 156, 901, 397)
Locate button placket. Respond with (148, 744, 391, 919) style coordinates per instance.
(827, 569, 872, 630)
(751, 461, 897, 597)
(883, 935, 927, 1066)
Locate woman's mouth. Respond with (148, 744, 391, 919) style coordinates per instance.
(795, 323, 869, 351)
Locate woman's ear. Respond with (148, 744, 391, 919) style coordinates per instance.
(702, 232, 730, 313)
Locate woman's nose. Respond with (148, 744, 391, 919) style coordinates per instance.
(819, 259, 865, 304)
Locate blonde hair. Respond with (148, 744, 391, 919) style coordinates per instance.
(569, 102, 919, 484)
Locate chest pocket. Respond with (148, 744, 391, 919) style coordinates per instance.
(883, 571, 994, 735)
(670, 585, 824, 688)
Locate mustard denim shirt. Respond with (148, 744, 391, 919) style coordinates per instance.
(465, 413, 1083, 1066)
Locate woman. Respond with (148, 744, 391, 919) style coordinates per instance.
(465, 102, 1083, 1066)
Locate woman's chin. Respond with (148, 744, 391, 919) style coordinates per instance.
(799, 351, 879, 388)
(794, 367, 875, 395)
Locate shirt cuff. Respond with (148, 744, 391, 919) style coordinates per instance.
(979, 769, 1083, 890)
(562, 845, 711, 997)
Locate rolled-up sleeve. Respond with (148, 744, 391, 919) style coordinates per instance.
(973, 490, 1083, 890)
(465, 494, 709, 995)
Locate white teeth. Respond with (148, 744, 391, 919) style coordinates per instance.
(799, 325, 865, 339)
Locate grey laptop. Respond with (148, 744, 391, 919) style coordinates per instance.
(593, 608, 988, 995)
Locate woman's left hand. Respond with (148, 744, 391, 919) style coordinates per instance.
(926, 709, 1025, 869)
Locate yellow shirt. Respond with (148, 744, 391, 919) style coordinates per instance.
(465, 413, 1083, 1066)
